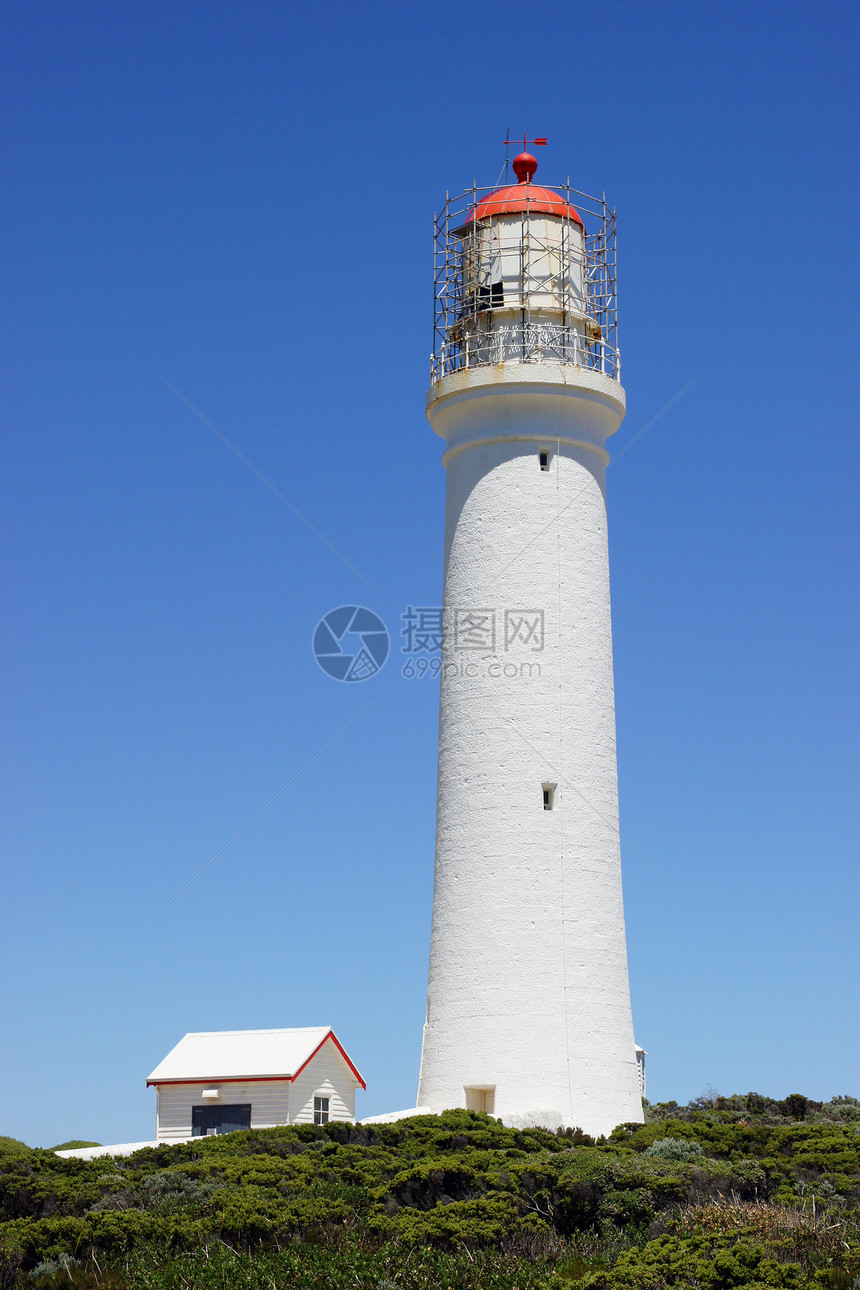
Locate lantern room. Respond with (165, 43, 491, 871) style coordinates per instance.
(431, 152, 619, 382)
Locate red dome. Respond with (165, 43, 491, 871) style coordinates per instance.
(465, 152, 584, 229)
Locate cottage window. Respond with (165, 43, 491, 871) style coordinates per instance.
(191, 1103, 251, 1136)
(314, 1095, 330, 1125)
(539, 451, 550, 471)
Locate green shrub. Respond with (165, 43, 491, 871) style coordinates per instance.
(0, 1102, 857, 1286)
(138, 1170, 213, 1212)
(780, 1094, 812, 1122)
(31, 1251, 80, 1282)
(0, 1139, 29, 1158)
(823, 1097, 860, 1124)
(643, 1137, 704, 1162)
(387, 1157, 478, 1211)
(585, 1234, 808, 1288)
(393, 1192, 524, 1248)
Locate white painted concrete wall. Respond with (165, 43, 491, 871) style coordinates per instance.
(359, 1107, 431, 1125)
(56, 1141, 160, 1160)
(472, 212, 586, 312)
(636, 1047, 647, 1100)
(418, 362, 643, 1140)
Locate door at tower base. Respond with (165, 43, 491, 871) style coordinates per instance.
(417, 1040, 645, 1138)
(460, 1042, 645, 1134)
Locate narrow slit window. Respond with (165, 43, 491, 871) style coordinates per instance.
(539, 451, 550, 471)
(542, 782, 556, 810)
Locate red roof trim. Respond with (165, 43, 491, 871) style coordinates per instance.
(328, 1030, 366, 1090)
(292, 1029, 367, 1090)
(146, 1030, 366, 1091)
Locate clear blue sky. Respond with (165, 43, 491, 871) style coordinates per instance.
(2, 0, 858, 1147)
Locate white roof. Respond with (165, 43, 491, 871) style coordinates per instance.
(147, 1026, 364, 1087)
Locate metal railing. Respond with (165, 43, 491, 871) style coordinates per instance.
(430, 320, 618, 383)
(431, 179, 620, 384)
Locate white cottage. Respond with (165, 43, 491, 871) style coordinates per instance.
(147, 1027, 365, 1141)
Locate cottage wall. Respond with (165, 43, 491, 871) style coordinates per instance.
(290, 1040, 356, 1124)
(155, 1079, 291, 1141)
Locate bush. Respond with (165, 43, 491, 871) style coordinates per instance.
(0, 1140, 29, 1158)
(643, 1138, 704, 1162)
(823, 1097, 860, 1123)
(0, 1104, 857, 1286)
(31, 1252, 80, 1282)
(780, 1094, 812, 1121)
(138, 1170, 213, 1212)
(587, 1234, 808, 1288)
(556, 1126, 595, 1146)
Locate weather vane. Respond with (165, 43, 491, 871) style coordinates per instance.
(503, 131, 548, 155)
(502, 132, 547, 181)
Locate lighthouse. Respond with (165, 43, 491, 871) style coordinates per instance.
(416, 145, 644, 1138)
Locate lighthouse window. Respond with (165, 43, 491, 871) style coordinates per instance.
(542, 783, 556, 810)
(475, 280, 504, 311)
(474, 231, 503, 311)
(539, 451, 550, 471)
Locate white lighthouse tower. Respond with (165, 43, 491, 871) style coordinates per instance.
(416, 145, 644, 1138)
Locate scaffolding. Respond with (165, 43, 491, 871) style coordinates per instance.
(431, 180, 620, 384)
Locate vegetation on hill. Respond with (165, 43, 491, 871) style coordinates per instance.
(0, 1140, 30, 1158)
(0, 1094, 858, 1288)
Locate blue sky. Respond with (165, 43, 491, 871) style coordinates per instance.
(2, 0, 858, 1147)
